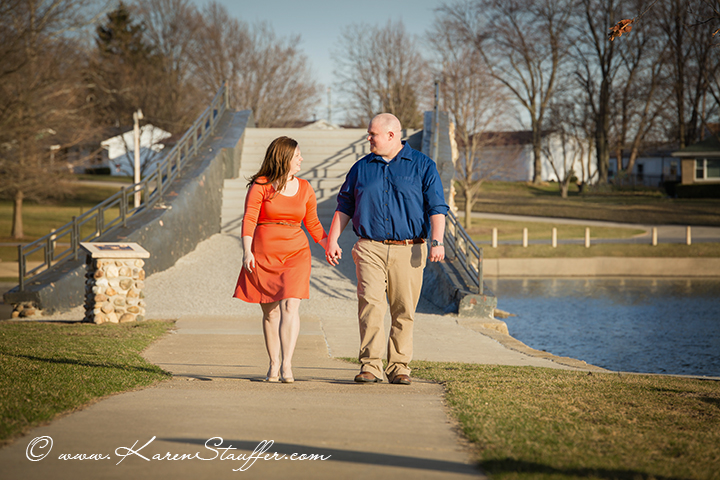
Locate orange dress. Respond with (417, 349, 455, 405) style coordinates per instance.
(233, 177, 327, 303)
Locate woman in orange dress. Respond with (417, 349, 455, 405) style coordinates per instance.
(234, 136, 327, 383)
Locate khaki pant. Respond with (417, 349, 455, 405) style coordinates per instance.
(351, 239, 427, 380)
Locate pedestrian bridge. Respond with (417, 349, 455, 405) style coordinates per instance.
(4, 87, 495, 320)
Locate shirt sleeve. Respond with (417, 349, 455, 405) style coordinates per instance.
(241, 183, 263, 237)
(335, 163, 357, 217)
(423, 160, 450, 217)
(303, 182, 328, 243)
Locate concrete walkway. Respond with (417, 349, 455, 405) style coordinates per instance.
(0, 231, 594, 479)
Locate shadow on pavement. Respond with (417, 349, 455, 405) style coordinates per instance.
(161, 437, 481, 475)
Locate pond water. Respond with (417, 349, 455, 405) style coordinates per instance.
(487, 278, 720, 377)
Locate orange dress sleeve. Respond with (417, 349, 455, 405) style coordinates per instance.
(302, 181, 327, 243)
(241, 182, 265, 238)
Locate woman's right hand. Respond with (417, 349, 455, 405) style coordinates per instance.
(243, 251, 256, 273)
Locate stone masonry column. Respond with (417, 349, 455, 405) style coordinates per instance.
(80, 242, 150, 324)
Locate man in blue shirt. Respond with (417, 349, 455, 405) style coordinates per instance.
(325, 113, 449, 385)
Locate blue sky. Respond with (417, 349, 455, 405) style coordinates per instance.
(192, 0, 446, 122)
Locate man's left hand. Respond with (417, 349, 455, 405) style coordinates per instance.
(429, 246, 445, 262)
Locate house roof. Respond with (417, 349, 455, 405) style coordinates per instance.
(671, 135, 720, 157)
(100, 124, 172, 148)
(301, 119, 342, 130)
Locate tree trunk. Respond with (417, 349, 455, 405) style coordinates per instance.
(596, 78, 611, 184)
(464, 187, 473, 229)
(12, 190, 24, 239)
(532, 119, 543, 183)
(560, 181, 569, 198)
(623, 146, 640, 175)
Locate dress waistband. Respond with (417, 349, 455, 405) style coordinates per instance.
(257, 221, 301, 227)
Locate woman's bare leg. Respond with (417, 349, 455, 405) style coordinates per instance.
(279, 298, 301, 381)
(261, 302, 281, 379)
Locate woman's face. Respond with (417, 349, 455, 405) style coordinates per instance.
(288, 146, 302, 177)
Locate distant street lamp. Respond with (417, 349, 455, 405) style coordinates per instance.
(133, 109, 144, 208)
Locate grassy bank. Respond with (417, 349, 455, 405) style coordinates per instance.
(0, 183, 122, 265)
(465, 219, 646, 242)
(480, 243, 720, 258)
(412, 361, 720, 480)
(0, 320, 173, 446)
(460, 181, 720, 226)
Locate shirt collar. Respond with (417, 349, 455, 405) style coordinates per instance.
(370, 141, 412, 163)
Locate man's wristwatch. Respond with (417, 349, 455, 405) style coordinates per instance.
(430, 239, 444, 247)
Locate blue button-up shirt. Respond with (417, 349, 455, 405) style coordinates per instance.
(336, 142, 449, 241)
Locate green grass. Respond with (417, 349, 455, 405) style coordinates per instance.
(0, 183, 122, 265)
(466, 219, 646, 241)
(461, 181, 720, 226)
(0, 320, 173, 445)
(480, 243, 720, 258)
(74, 174, 133, 183)
(411, 361, 720, 480)
(0, 183, 121, 241)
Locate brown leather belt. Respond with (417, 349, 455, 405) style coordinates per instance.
(366, 238, 425, 246)
(257, 221, 301, 227)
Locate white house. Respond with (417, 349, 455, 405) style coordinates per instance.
(465, 131, 598, 184)
(100, 124, 172, 176)
(607, 149, 679, 187)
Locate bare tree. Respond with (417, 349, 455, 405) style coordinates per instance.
(131, 0, 204, 132)
(188, 2, 319, 127)
(236, 23, 320, 127)
(611, 0, 671, 175)
(542, 103, 588, 198)
(656, 0, 720, 148)
(186, 0, 250, 106)
(608, 0, 720, 147)
(573, 0, 628, 184)
(428, 15, 518, 227)
(0, 0, 101, 239)
(333, 20, 430, 128)
(437, 0, 576, 184)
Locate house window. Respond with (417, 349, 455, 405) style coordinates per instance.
(695, 158, 720, 180)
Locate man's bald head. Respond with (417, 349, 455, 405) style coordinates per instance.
(367, 113, 403, 160)
(371, 113, 402, 135)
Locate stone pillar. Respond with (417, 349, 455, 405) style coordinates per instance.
(80, 242, 150, 325)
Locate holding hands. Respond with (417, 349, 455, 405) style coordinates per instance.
(325, 241, 342, 266)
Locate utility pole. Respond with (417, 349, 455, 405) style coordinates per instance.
(133, 109, 144, 208)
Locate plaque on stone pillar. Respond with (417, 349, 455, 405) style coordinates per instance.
(80, 242, 150, 325)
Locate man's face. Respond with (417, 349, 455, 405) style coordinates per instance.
(367, 121, 392, 158)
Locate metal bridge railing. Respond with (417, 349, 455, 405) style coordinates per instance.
(16, 83, 230, 291)
(443, 210, 484, 295)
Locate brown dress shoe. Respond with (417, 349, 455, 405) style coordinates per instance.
(354, 371, 382, 383)
(391, 374, 411, 385)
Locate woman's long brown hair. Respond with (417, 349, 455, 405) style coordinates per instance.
(247, 136, 298, 195)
